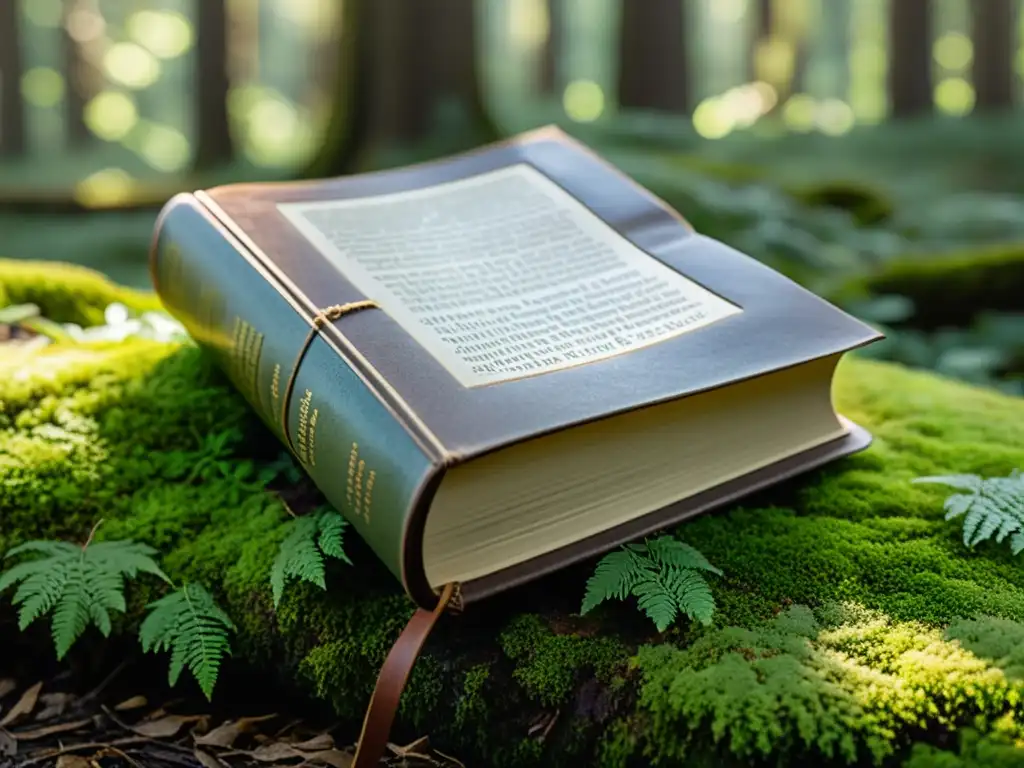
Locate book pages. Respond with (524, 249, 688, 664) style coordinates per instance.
(278, 164, 741, 387)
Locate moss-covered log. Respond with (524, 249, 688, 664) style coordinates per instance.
(2, 260, 1024, 766)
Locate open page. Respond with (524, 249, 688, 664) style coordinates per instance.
(278, 163, 741, 387)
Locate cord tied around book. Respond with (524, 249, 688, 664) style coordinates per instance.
(352, 582, 461, 767)
(279, 299, 379, 457)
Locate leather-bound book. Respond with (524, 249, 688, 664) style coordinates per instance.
(149, 126, 882, 764)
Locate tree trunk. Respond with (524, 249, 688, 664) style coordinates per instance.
(887, 0, 933, 118)
(62, 0, 96, 147)
(617, 0, 690, 113)
(194, 0, 234, 170)
(539, 0, 564, 95)
(0, 0, 26, 157)
(971, 0, 1016, 112)
(327, 0, 495, 172)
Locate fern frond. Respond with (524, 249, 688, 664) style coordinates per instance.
(270, 509, 352, 607)
(0, 532, 169, 659)
(646, 536, 724, 576)
(665, 567, 717, 626)
(916, 469, 1024, 552)
(581, 549, 650, 615)
(633, 572, 679, 632)
(316, 510, 352, 565)
(580, 535, 721, 631)
(139, 583, 234, 700)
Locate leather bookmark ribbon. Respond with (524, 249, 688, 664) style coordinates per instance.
(279, 302, 459, 763)
(352, 582, 459, 767)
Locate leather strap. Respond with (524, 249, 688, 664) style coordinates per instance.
(352, 582, 458, 767)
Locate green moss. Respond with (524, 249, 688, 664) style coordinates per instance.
(832, 244, 1024, 329)
(0, 257, 161, 325)
(631, 604, 1024, 766)
(2, 262, 1024, 766)
(499, 614, 628, 708)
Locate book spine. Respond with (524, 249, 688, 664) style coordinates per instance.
(149, 194, 438, 597)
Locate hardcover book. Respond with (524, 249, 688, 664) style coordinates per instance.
(149, 126, 883, 612)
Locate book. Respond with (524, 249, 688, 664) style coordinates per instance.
(149, 126, 883, 612)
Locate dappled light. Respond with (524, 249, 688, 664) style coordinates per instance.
(1, 2, 1024, 765)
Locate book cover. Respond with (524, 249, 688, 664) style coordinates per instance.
(149, 126, 882, 611)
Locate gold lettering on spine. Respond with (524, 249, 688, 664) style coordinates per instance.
(354, 459, 365, 518)
(308, 408, 319, 467)
(345, 443, 376, 525)
(228, 317, 265, 408)
(296, 389, 313, 465)
(270, 363, 281, 417)
(362, 471, 375, 525)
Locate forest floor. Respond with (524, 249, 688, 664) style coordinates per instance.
(0, 326, 464, 768)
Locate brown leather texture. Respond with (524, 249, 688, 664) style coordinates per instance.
(352, 583, 457, 767)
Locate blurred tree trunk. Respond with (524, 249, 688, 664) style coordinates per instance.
(0, 0, 26, 156)
(194, 0, 234, 170)
(617, 0, 690, 113)
(750, 0, 773, 81)
(317, 0, 495, 172)
(62, 0, 100, 147)
(971, 0, 1016, 112)
(888, 0, 933, 118)
(539, 0, 564, 95)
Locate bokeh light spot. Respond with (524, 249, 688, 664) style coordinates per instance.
(139, 124, 190, 172)
(127, 10, 194, 59)
(935, 77, 975, 116)
(104, 43, 162, 89)
(692, 98, 734, 139)
(74, 168, 136, 208)
(84, 91, 139, 141)
(782, 94, 816, 132)
(562, 80, 604, 122)
(21, 67, 64, 108)
(934, 32, 973, 71)
(816, 99, 855, 136)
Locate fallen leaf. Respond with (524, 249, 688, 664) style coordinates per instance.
(0, 679, 16, 699)
(0, 730, 16, 757)
(389, 736, 430, 757)
(194, 748, 229, 768)
(0, 682, 42, 727)
(432, 749, 466, 768)
(113, 696, 147, 712)
(306, 749, 353, 768)
(55, 756, 92, 768)
(290, 733, 334, 751)
(251, 742, 301, 762)
(35, 692, 75, 721)
(11, 718, 92, 740)
(194, 714, 277, 748)
(132, 714, 205, 738)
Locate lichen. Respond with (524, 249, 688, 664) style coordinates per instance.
(2, 262, 1024, 766)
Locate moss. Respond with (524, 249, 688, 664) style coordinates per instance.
(0, 257, 161, 325)
(831, 244, 1024, 329)
(499, 614, 628, 708)
(2, 262, 1024, 766)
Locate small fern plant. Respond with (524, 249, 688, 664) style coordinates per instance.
(581, 534, 722, 632)
(915, 469, 1024, 554)
(139, 582, 235, 700)
(0, 521, 234, 700)
(0, 522, 169, 658)
(270, 506, 352, 607)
